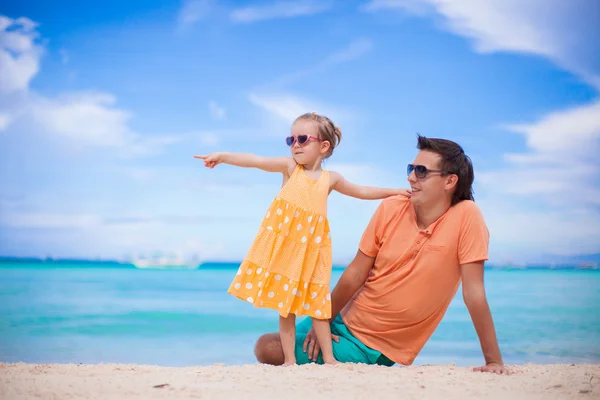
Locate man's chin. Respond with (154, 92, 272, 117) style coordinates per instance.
(409, 195, 421, 204)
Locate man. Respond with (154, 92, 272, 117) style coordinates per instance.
(253, 135, 508, 374)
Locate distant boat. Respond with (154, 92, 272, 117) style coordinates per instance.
(131, 255, 199, 270)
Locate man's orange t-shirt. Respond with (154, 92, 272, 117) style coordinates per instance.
(340, 195, 489, 365)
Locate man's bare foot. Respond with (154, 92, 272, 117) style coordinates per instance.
(323, 358, 340, 366)
(282, 360, 296, 367)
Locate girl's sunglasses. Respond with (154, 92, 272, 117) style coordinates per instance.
(285, 135, 323, 147)
(407, 164, 454, 179)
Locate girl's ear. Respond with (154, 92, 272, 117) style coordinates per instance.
(320, 140, 331, 155)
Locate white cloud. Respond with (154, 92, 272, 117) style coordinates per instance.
(0, 15, 11, 30)
(362, 0, 600, 88)
(124, 168, 156, 182)
(231, 0, 333, 23)
(200, 131, 219, 145)
(245, 39, 372, 151)
(475, 99, 600, 257)
(325, 163, 387, 185)
(31, 92, 132, 147)
(0, 112, 11, 131)
(28, 92, 182, 156)
(325, 38, 373, 64)
(177, 0, 213, 29)
(59, 49, 69, 64)
(246, 92, 359, 146)
(477, 100, 600, 207)
(475, 98, 600, 258)
(126, 134, 183, 157)
(2, 212, 102, 229)
(478, 199, 600, 262)
(504, 101, 600, 157)
(0, 15, 181, 157)
(208, 100, 226, 120)
(362, 0, 600, 258)
(0, 16, 42, 94)
(361, 0, 431, 14)
(248, 93, 313, 123)
(248, 92, 354, 124)
(0, 210, 230, 261)
(270, 38, 373, 87)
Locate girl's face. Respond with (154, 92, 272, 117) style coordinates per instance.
(287, 120, 329, 165)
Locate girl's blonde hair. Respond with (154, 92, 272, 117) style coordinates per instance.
(294, 112, 342, 159)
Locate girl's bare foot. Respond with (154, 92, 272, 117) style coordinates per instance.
(279, 315, 297, 367)
(312, 318, 338, 366)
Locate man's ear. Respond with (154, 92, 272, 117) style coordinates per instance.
(445, 174, 459, 191)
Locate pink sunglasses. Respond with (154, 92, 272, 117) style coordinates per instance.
(285, 134, 323, 147)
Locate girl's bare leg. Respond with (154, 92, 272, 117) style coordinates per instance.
(279, 314, 296, 366)
(312, 318, 339, 365)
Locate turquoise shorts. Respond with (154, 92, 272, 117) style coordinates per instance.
(294, 314, 395, 366)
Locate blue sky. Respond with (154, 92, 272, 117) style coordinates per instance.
(1, 0, 599, 264)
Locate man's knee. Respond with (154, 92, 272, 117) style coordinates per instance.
(254, 333, 284, 365)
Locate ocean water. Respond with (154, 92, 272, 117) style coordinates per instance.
(1, 262, 599, 367)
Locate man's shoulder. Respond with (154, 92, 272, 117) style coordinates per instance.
(452, 199, 482, 215)
(373, 195, 411, 221)
(451, 200, 488, 232)
(381, 194, 411, 207)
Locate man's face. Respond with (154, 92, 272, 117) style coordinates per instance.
(407, 150, 449, 205)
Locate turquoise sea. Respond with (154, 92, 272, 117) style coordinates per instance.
(1, 262, 599, 367)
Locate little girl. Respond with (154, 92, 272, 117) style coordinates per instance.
(195, 112, 409, 366)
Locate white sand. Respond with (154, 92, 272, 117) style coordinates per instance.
(1, 362, 598, 400)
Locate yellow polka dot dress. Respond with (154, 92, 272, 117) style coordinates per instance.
(228, 164, 332, 319)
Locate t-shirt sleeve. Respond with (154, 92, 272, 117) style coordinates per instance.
(458, 201, 490, 265)
(358, 201, 387, 257)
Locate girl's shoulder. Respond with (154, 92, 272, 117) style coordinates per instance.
(286, 159, 299, 177)
(326, 170, 341, 184)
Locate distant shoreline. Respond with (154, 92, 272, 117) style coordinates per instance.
(0, 257, 598, 270)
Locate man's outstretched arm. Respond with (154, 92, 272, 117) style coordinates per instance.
(461, 261, 509, 374)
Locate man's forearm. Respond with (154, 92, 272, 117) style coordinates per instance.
(329, 272, 365, 322)
(465, 294, 504, 364)
(327, 249, 374, 323)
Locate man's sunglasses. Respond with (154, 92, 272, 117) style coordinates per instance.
(407, 164, 454, 179)
(285, 135, 323, 147)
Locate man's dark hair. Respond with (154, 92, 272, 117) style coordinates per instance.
(417, 134, 475, 205)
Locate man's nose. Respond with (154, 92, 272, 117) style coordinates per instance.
(407, 170, 417, 183)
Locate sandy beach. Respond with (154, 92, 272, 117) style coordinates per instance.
(1, 363, 598, 400)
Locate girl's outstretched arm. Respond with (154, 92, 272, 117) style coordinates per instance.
(329, 171, 410, 200)
(194, 152, 295, 174)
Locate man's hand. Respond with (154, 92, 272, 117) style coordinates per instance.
(461, 262, 506, 375)
(302, 327, 339, 362)
(473, 362, 509, 375)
